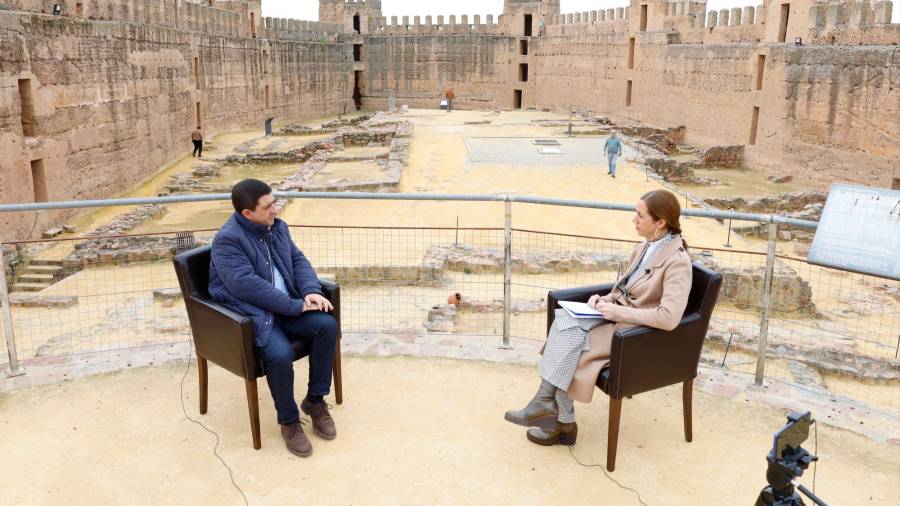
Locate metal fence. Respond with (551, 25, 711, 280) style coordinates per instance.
(1, 193, 897, 418)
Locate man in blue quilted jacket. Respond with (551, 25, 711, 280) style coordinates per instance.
(209, 179, 337, 458)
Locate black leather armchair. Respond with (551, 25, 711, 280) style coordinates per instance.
(173, 246, 343, 450)
(547, 262, 722, 471)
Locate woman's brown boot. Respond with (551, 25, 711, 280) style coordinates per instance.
(526, 421, 578, 446)
(504, 380, 558, 430)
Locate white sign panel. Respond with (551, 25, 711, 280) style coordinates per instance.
(808, 184, 900, 280)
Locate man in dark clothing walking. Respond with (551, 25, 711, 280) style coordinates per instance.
(208, 179, 338, 458)
(191, 127, 203, 157)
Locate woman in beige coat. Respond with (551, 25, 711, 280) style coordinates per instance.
(505, 189, 693, 446)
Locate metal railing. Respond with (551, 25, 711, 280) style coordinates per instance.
(1, 193, 897, 416)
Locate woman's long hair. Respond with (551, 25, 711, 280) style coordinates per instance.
(641, 190, 688, 250)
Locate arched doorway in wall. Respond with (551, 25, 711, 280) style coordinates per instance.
(353, 13, 361, 34)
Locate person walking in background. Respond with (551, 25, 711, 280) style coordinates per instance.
(604, 131, 623, 178)
(191, 126, 203, 157)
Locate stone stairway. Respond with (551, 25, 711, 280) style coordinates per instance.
(10, 258, 66, 294)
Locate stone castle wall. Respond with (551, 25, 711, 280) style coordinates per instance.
(1, 0, 898, 240)
(0, 1, 352, 239)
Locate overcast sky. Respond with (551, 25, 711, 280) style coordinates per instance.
(263, 0, 781, 21)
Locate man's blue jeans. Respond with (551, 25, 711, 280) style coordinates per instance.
(607, 152, 619, 176)
(258, 311, 337, 425)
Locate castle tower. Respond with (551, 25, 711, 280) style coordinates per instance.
(503, 0, 561, 17)
(503, 0, 560, 35)
(319, 0, 383, 34)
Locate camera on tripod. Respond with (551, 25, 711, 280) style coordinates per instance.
(755, 411, 828, 506)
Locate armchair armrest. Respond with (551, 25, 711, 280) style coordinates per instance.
(605, 313, 706, 399)
(319, 279, 342, 339)
(188, 295, 257, 379)
(547, 282, 615, 335)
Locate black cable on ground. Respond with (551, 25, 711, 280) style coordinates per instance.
(568, 445, 649, 506)
(180, 350, 250, 506)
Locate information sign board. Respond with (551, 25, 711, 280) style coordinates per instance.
(807, 184, 900, 280)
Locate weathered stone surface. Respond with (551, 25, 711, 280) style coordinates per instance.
(697, 145, 744, 168)
(646, 158, 696, 182)
(153, 288, 183, 307)
(424, 244, 625, 275)
(768, 175, 793, 183)
(697, 257, 816, 314)
(425, 304, 457, 332)
(42, 228, 62, 239)
(706, 318, 899, 381)
(7, 293, 78, 308)
(704, 192, 827, 214)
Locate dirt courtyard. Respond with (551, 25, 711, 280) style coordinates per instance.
(1, 356, 897, 505)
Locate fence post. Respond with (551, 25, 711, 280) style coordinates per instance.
(501, 198, 513, 349)
(755, 219, 777, 386)
(0, 243, 25, 377)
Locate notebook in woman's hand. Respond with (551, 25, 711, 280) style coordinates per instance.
(558, 301, 604, 319)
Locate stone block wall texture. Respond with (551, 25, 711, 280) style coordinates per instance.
(0, 3, 351, 239)
(1, 0, 898, 240)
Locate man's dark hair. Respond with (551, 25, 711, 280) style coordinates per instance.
(231, 179, 272, 213)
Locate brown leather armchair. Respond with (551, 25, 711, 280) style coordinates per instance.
(173, 246, 343, 450)
(547, 262, 722, 471)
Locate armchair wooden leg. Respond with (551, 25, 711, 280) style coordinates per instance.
(197, 356, 208, 415)
(607, 398, 623, 472)
(245, 378, 261, 450)
(333, 343, 343, 405)
(683, 379, 693, 443)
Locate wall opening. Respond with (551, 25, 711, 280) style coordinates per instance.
(640, 4, 648, 31)
(513, 89, 523, 109)
(193, 57, 200, 89)
(519, 39, 528, 56)
(195, 101, 202, 128)
(353, 71, 363, 111)
(173, 0, 179, 27)
(523, 14, 532, 36)
(30, 159, 48, 203)
(627, 38, 635, 69)
(262, 50, 268, 74)
(749, 106, 760, 145)
(625, 80, 633, 107)
(251, 12, 257, 38)
(893, 178, 900, 191)
(518, 63, 529, 82)
(353, 44, 363, 62)
(353, 13, 361, 34)
(778, 3, 790, 43)
(265, 85, 271, 109)
(17, 79, 36, 137)
(756, 55, 766, 90)
(76, 2, 83, 16)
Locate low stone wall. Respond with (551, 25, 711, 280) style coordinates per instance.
(423, 244, 625, 275)
(646, 157, 697, 183)
(704, 191, 827, 214)
(697, 145, 744, 168)
(698, 257, 816, 315)
(706, 318, 899, 382)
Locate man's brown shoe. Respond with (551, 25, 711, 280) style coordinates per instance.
(526, 421, 578, 446)
(281, 421, 313, 457)
(301, 398, 337, 440)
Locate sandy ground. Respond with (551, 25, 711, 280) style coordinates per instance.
(0, 356, 897, 505)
